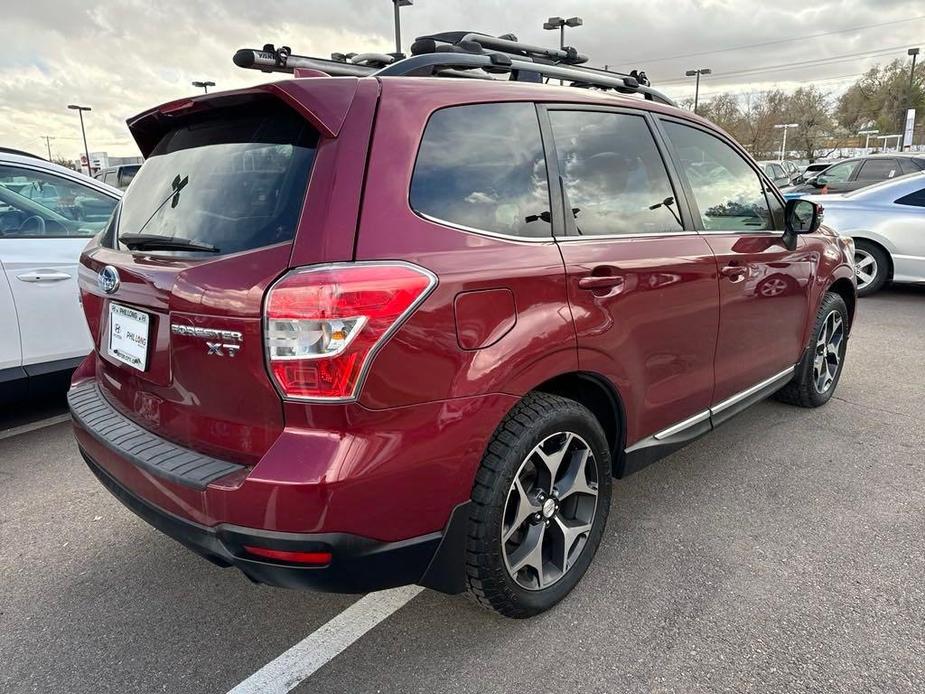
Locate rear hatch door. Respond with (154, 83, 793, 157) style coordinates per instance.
(78, 81, 374, 464)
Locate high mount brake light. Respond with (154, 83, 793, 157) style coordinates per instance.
(265, 263, 436, 400)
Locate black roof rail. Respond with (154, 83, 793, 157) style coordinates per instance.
(232, 32, 676, 107)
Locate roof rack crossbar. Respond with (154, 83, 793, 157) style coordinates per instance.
(232, 33, 676, 107)
(376, 54, 675, 105)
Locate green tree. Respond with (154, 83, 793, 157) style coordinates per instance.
(836, 59, 925, 138)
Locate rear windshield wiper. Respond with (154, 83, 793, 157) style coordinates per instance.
(119, 233, 220, 253)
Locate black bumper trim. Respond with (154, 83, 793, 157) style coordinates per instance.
(81, 448, 446, 594)
(68, 382, 245, 489)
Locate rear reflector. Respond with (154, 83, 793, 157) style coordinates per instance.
(265, 262, 437, 400)
(242, 545, 333, 565)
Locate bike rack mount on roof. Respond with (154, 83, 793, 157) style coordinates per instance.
(232, 31, 675, 106)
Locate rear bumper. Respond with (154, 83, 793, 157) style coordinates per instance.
(80, 445, 468, 593)
(68, 359, 509, 594)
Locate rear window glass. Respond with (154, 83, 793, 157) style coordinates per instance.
(112, 99, 317, 255)
(410, 103, 552, 238)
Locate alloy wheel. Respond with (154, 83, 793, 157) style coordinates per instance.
(854, 249, 877, 291)
(501, 432, 599, 591)
(814, 309, 844, 393)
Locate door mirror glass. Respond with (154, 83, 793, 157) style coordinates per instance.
(785, 199, 822, 234)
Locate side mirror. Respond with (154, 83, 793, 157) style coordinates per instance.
(811, 175, 828, 188)
(785, 199, 822, 234)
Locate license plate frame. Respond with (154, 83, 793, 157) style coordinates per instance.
(107, 303, 151, 371)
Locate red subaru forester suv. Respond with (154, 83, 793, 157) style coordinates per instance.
(69, 40, 856, 618)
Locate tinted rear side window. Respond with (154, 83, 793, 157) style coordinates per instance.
(856, 159, 899, 181)
(895, 187, 925, 207)
(114, 99, 317, 255)
(410, 103, 552, 238)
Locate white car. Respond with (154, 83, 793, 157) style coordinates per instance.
(0, 149, 121, 400)
(804, 172, 925, 296)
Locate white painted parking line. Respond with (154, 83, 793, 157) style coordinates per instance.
(227, 585, 424, 694)
(0, 414, 71, 441)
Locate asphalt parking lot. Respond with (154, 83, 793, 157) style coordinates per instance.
(1, 285, 922, 694)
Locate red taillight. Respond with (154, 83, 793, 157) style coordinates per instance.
(242, 545, 332, 565)
(265, 262, 436, 400)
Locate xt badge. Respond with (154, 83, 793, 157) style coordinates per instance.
(207, 341, 240, 358)
(171, 324, 243, 358)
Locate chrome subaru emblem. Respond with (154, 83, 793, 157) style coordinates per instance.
(97, 265, 120, 294)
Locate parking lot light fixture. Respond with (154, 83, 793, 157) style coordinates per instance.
(858, 128, 880, 151)
(773, 123, 799, 161)
(544, 16, 583, 85)
(67, 104, 92, 176)
(685, 68, 711, 114)
(192, 80, 216, 94)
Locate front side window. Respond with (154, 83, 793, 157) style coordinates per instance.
(820, 161, 856, 183)
(0, 165, 117, 237)
(410, 103, 551, 238)
(549, 110, 683, 236)
(662, 121, 772, 232)
(856, 159, 899, 181)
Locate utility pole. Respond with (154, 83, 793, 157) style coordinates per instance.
(192, 80, 215, 94)
(858, 129, 879, 152)
(41, 135, 55, 159)
(67, 104, 92, 175)
(391, 0, 413, 55)
(773, 123, 798, 161)
(685, 68, 712, 115)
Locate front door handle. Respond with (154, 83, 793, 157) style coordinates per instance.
(17, 271, 72, 283)
(720, 264, 747, 282)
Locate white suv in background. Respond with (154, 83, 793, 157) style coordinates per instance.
(0, 149, 121, 401)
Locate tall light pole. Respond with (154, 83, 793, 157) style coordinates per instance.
(67, 104, 92, 176)
(192, 80, 215, 94)
(774, 123, 798, 161)
(858, 128, 880, 152)
(685, 68, 711, 114)
(909, 47, 920, 94)
(544, 16, 582, 85)
(543, 16, 583, 50)
(391, 0, 412, 55)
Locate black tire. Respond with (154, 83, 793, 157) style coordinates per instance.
(854, 240, 889, 297)
(466, 392, 612, 618)
(774, 291, 849, 408)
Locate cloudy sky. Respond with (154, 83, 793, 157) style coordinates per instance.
(2, 0, 922, 159)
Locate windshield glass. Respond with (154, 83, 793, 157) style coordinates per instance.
(114, 99, 317, 255)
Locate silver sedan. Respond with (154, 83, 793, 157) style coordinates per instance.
(805, 172, 925, 296)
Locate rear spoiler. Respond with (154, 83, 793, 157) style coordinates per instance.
(126, 80, 361, 156)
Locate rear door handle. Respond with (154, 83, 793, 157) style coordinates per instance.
(17, 271, 72, 283)
(578, 275, 624, 290)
